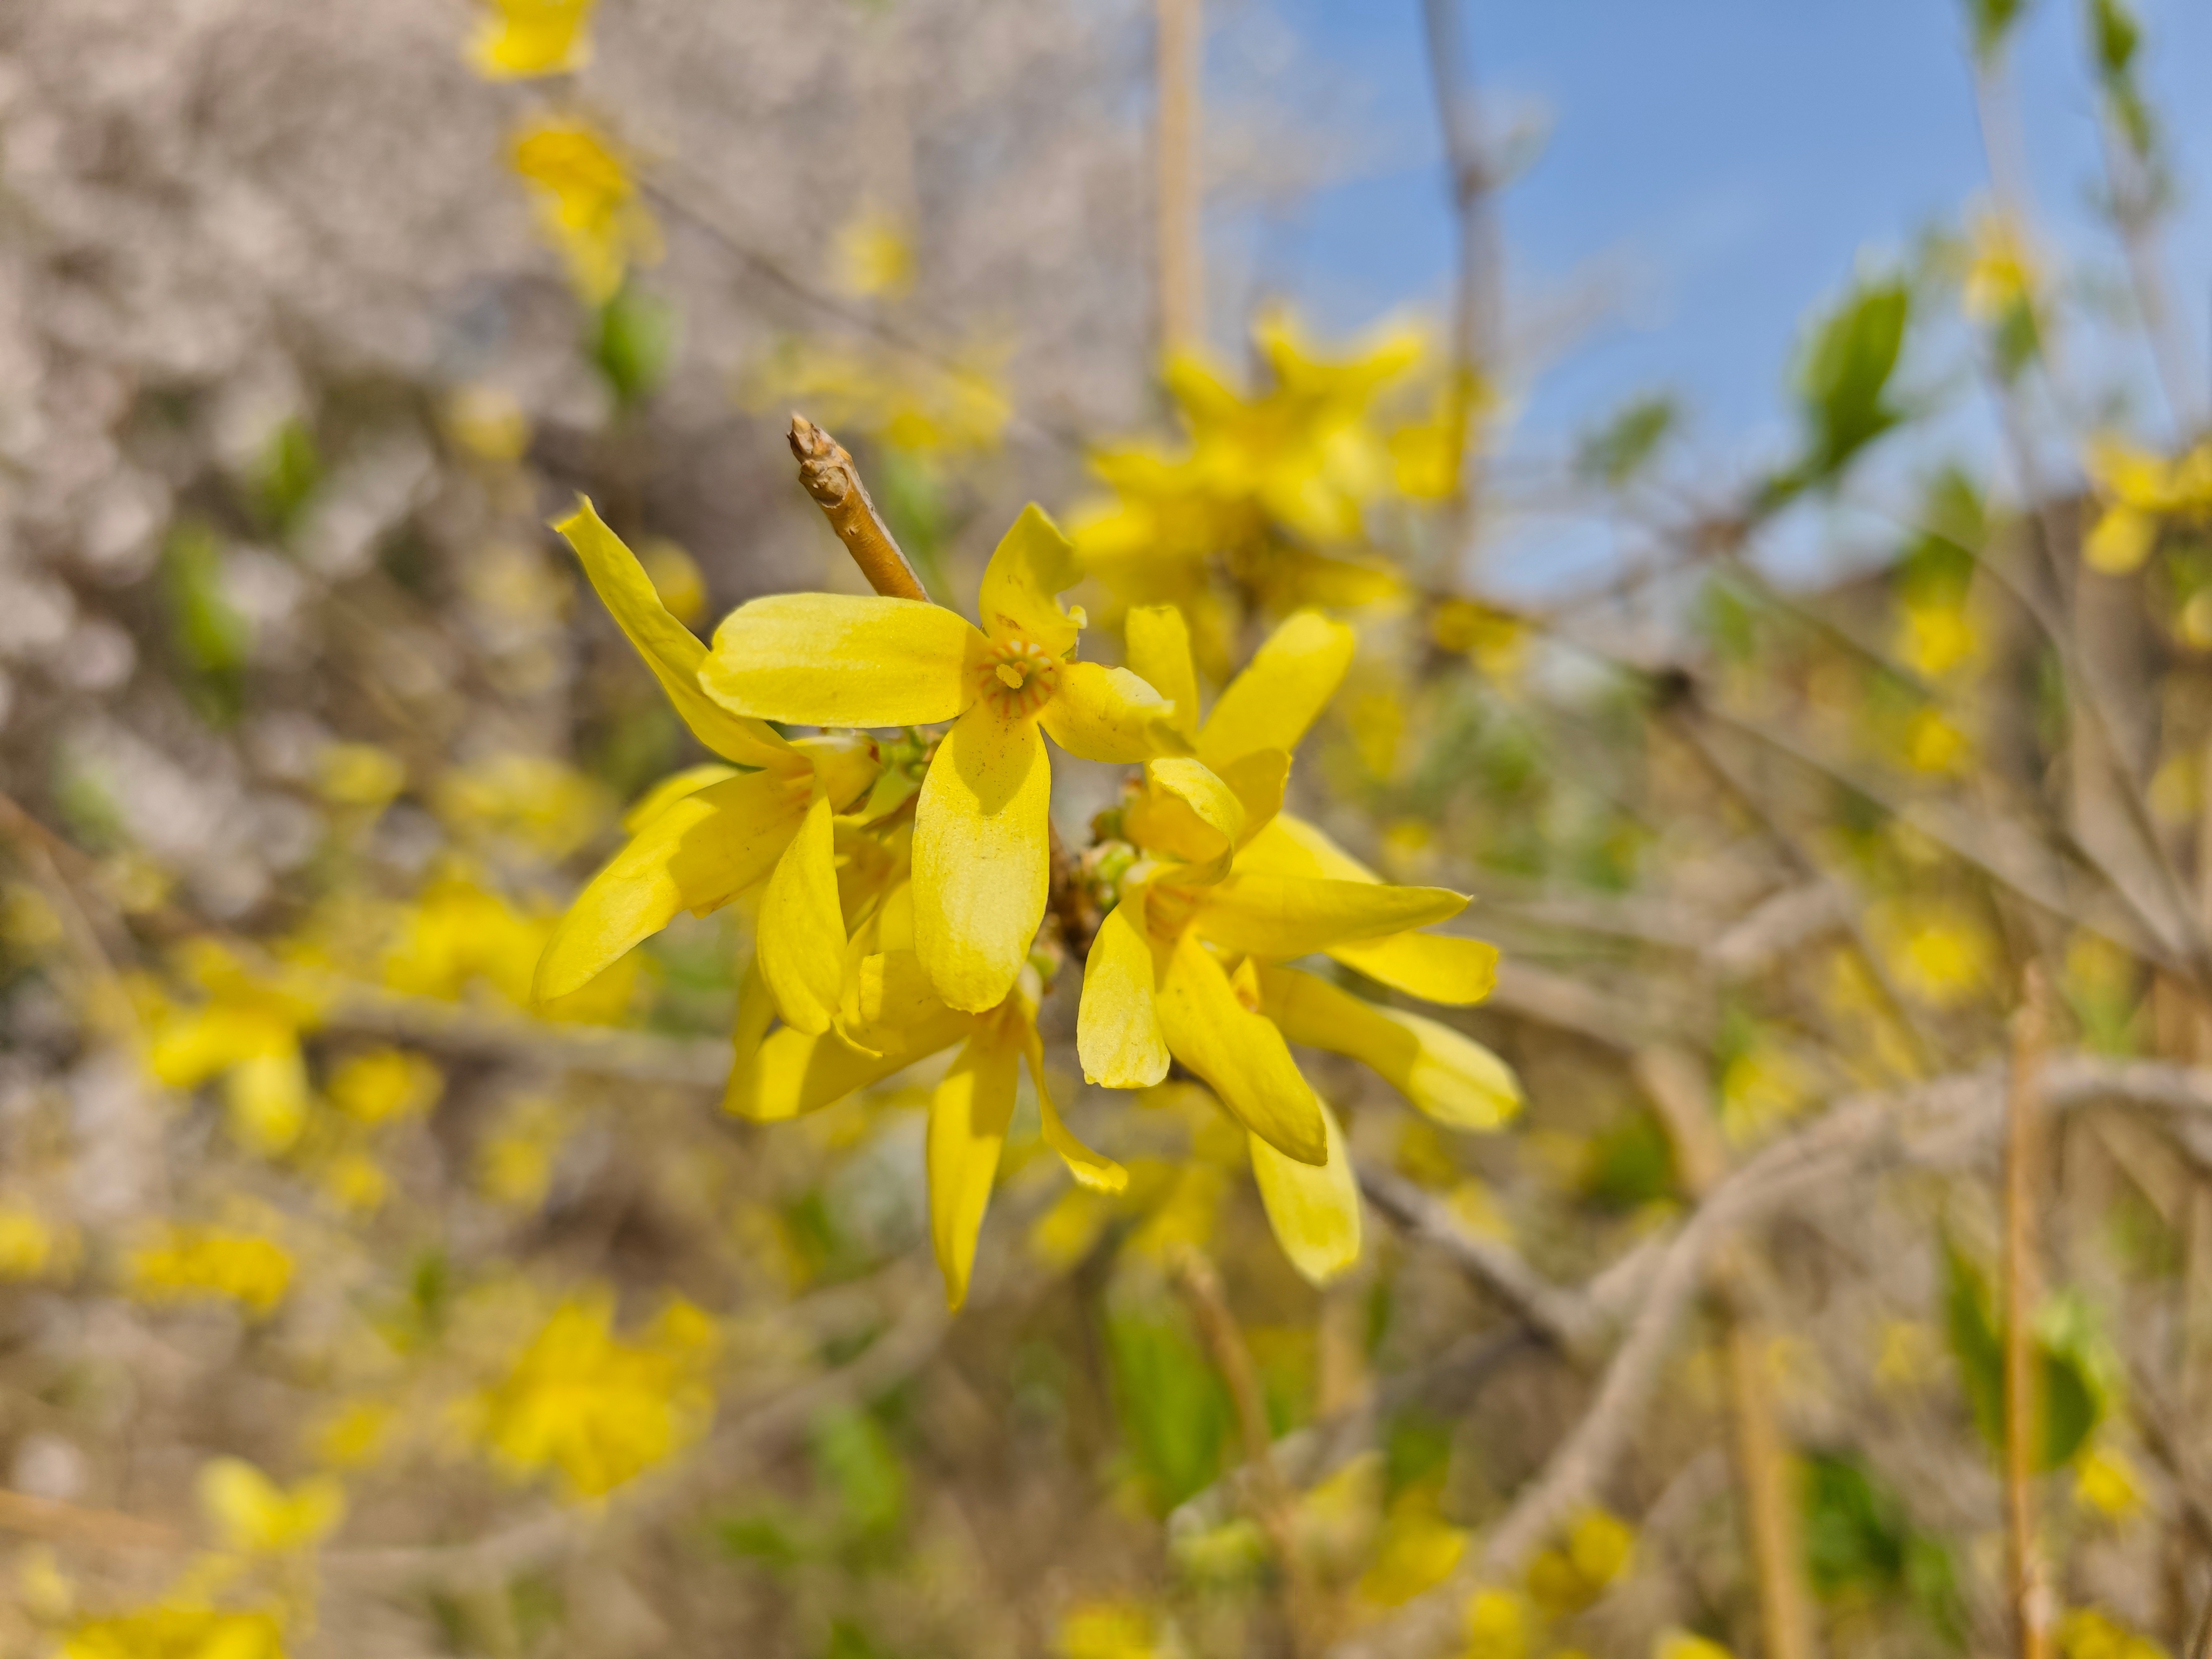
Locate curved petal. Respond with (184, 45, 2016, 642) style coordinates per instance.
(756, 794, 846, 1035)
(928, 1030, 1020, 1310)
(1250, 1096, 1361, 1284)
(703, 594, 983, 727)
(789, 732, 881, 810)
(1256, 963, 1520, 1130)
(1077, 901, 1170, 1087)
(1197, 610, 1355, 768)
(836, 948, 950, 1053)
(1215, 750, 1290, 844)
(1195, 873, 1466, 960)
(1329, 931, 1499, 1007)
(622, 763, 741, 833)
(1021, 1016, 1127, 1193)
(1124, 757, 1244, 880)
(977, 503, 1082, 657)
(534, 770, 805, 1003)
(1125, 604, 1201, 743)
(556, 500, 793, 768)
(1236, 813, 1367, 881)
(1156, 930, 1326, 1165)
(913, 703, 1051, 1012)
(725, 1009, 973, 1122)
(1039, 662, 1185, 763)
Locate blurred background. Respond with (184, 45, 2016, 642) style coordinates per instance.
(5, 1, 2212, 1656)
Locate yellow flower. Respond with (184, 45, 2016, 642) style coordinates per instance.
(441, 384, 532, 463)
(197, 1459, 345, 1554)
(1359, 1499, 1468, 1607)
(2082, 434, 2212, 575)
(313, 742, 407, 810)
(746, 335, 1010, 458)
(468, 0, 594, 78)
(536, 501, 884, 1033)
(310, 1400, 394, 1470)
(1894, 596, 1979, 679)
(1461, 1588, 1530, 1659)
(2058, 1608, 2166, 1659)
(1902, 706, 1972, 775)
(130, 1228, 293, 1316)
(1526, 1506, 1635, 1615)
(832, 202, 917, 300)
(702, 503, 1183, 1015)
(1056, 1601, 1159, 1659)
(1654, 1634, 1735, 1659)
(1873, 898, 1993, 1008)
(509, 117, 661, 305)
(2072, 1445, 2146, 1524)
(0, 1205, 57, 1278)
(142, 942, 323, 1157)
(435, 752, 611, 861)
(327, 1047, 442, 1124)
(64, 1606, 285, 1659)
(476, 1293, 717, 1500)
(1963, 208, 2036, 325)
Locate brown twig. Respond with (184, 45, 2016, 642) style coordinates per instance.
(2004, 965, 2054, 1659)
(787, 415, 932, 603)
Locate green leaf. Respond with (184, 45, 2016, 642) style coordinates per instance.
(1941, 1242, 2106, 1471)
(1104, 1302, 1231, 1515)
(250, 416, 322, 536)
(1771, 276, 1911, 502)
(2089, 0, 2139, 78)
(590, 283, 679, 410)
(1965, 0, 2028, 61)
(1574, 394, 1680, 489)
(161, 520, 251, 726)
(1800, 1451, 1908, 1594)
(1579, 1110, 1677, 1212)
(808, 1404, 907, 1542)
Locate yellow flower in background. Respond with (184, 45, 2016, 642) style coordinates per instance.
(476, 1096, 570, 1209)
(704, 503, 1181, 1015)
(636, 537, 707, 625)
(1894, 596, 1979, 679)
(2072, 1445, 2146, 1524)
(130, 1228, 293, 1316)
(1962, 208, 2036, 326)
(442, 384, 534, 463)
(313, 743, 407, 811)
(509, 117, 660, 305)
(1358, 1497, 1468, 1607)
(833, 202, 917, 300)
(1462, 1588, 1531, 1659)
(476, 1293, 717, 1500)
(746, 335, 1010, 458)
(1872, 898, 1993, 1009)
(327, 1047, 442, 1125)
(1718, 1038, 1813, 1145)
(2082, 435, 2212, 576)
(1055, 1601, 1160, 1659)
(1901, 706, 1972, 775)
(1654, 1633, 1736, 1659)
(0, 1206, 58, 1278)
(310, 1400, 395, 1471)
(469, 0, 595, 78)
(1525, 1506, 1634, 1616)
(64, 1607, 285, 1659)
(140, 941, 325, 1156)
(435, 752, 611, 861)
(2057, 1608, 2166, 1659)
(535, 501, 882, 1034)
(1431, 597, 1529, 686)
(197, 1459, 345, 1554)
(385, 867, 631, 1023)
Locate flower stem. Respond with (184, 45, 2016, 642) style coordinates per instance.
(786, 414, 931, 603)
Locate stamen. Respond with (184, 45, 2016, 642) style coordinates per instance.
(995, 663, 1027, 690)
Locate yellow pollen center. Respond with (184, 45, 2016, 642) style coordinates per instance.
(995, 663, 1027, 690)
(981, 637, 1059, 717)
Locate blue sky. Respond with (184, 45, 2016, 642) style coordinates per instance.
(1225, 0, 2212, 497)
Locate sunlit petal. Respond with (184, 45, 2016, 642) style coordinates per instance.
(556, 500, 794, 767)
(1077, 900, 1170, 1087)
(977, 503, 1083, 657)
(621, 763, 740, 833)
(726, 1010, 973, 1123)
(1257, 963, 1520, 1130)
(1156, 931, 1326, 1164)
(913, 702, 1051, 1012)
(1125, 603, 1201, 742)
(927, 1030, 1020, 1309)
(1194, 872, 1465, 960)
(1249, 1096, 1361, 1283)
(1021, 1016, 1127, 1193)
(1197, 609, 1355, 768)
(535, 771, 804, 1002)
(1124, 756, 1244, 881)
(703, 593, 984, 726)
(1039, 662, 1185, 762)
(756, 794, 846, 1035)
(1330, 931, 1499, 1007)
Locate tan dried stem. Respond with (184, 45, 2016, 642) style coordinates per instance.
(787, 414, 931, 603)
(2005, 964, 2054, 1659)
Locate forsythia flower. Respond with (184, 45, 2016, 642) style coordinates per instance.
(197, 1459, 345, 1554)
(468, 0, 595, 78)
(1462, 1588, 1531, 1659)
(701, 503, 1182, 1014)
(2082, 435, 2212, 576)
(1056, 1602, 1161, 1659)
(476, 1293, 717, 1500)
(386, 868, 632, 1023)
(0, 1205, 58, 1278)
(536, 501, 883, 1033)
(2057, 1608, 2166, 1659)
(747, 336, 1011, 458)
(141, 942, 323, 1156)
(832, 202, 917, 300)
(64, 1607, 285, 1659)
(1078, 606, 1516, 1281)
(130, 1228, 293, 1316)
(509, 118, 660, 305)
(1962, 208, 2036, 326)
(1526, 1506, 1635, 1615)
(326, 1047, 442, 1124)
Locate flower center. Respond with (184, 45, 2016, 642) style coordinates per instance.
(979, 637, 1060, 718)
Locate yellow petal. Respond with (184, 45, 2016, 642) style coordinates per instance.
(913, 703, 1051, 1012)
(535, 770, 806, 1002)
(1077, 900, 1170, 1087)
(1021, 1015, 1127, 1193)
(1215, 748, 1290, 843)
(622, 763, 740, 833)
(1197, 609, 1355, 767)
(1195, 873, 1466, 959)
(928, 1030, 1019, 1309)
(790, 732, 881, 810)
(225, 1051, 310, 1156)
(1237, 812, 1368, 881)
(556, 500, 793, 767)
(726, 1010, 973, 1122)
(977, 502, 1083, 657)
(1124, 756, 1245, 880)
(836, 948, 949, 1054)
(756, 794, 846, 1035)
(1257, 963, 1520, 1129)
(1126, 603, 1201, 741)
(1330, 930, 1499, 1006)
(1156, 930, 1326, 1164)
(1039, 662, 1185, 762)
(702, 593, 983, 726)
(2086, 504, 2156, 575)
(1249, 1096, 1362, 1283)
